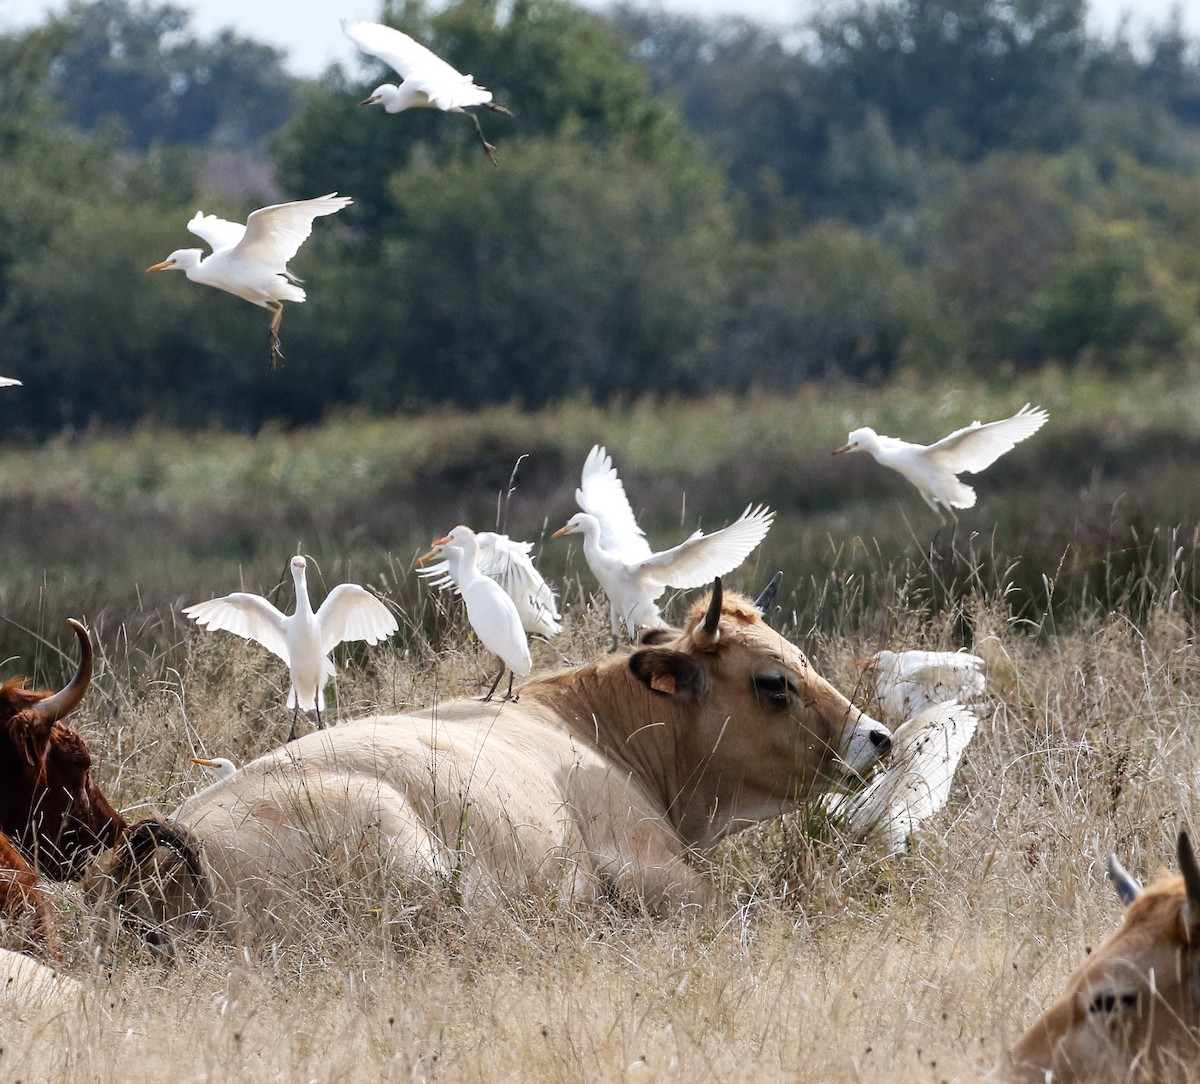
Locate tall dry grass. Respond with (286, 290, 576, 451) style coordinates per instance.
(3, 544, 1199, 1083)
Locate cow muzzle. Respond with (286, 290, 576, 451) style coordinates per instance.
(840, 713, 892, 775)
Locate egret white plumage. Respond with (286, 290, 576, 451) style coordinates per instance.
(858, 648, 986, 725)
(182, 554, 398, 741)
(552, 445, 775, 646)
(145, 192, 352, 366)
(191, 756, 237, 781)
(417, 525, 532, 701)
(342, 19, 513, 164)
(0, 377, 20, 387)
(418, 530, 562, 638)
(827, 701, 979, 854)
(833, 403, 1049, 522)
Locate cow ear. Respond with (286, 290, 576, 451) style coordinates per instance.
(629, 648, 710, 701)
(14, 711, 53, 771)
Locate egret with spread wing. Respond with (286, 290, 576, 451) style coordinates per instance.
(834, 403, 1048, 522)
(553, 445, 774, 646)
(145, 193, 352, 366)
(418, 530, 561, 638)
(342, 19, 513, 164)
(182, 555, 397, 742)
(417, 526, 532, 701)
(857, 648, 986, 726)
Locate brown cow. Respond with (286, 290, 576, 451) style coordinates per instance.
(0, 620, 128, 881)
(88, 580, 892, 946)
(996, 830, 1200, 1082)
(0, 833, 58, 957)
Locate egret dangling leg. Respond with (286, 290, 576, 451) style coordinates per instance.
(266, 301, 285, 367)
(463, 110, 500, 165)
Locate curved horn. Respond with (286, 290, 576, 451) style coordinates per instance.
(693, 578, 723, 649)
(754, 571, 783, 612)
(31, 619, 93, 723)
(1107, 853, 1142, 908)
(1178, 830, 1200, 928)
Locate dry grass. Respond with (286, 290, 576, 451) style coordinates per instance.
(2, 552, 1199, 1083)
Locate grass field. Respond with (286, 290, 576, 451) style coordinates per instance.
(2, 372, 1200, 1080)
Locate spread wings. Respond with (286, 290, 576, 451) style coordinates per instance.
(316, 585, 398, 656)
(925, 403, 1049, 475)
(203, 193, 352, 273)
(575, 445, 653, 564)
(638, 505, 775, 589)
(181, 594, 290, 664)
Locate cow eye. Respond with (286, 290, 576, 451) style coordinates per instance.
(1088, 991, 1139, 1015)
(752, 674, 795, 708)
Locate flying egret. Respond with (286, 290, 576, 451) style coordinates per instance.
(857, 649, 986, 726)
(826, 701, 979, 854)
(191, 756, 237, 781)
(342, 18, 513, 165)
(552, 445, 775, 646)
(182, 554, 398, 742)
(418, 530, 562, 638)
(0, 377, 20, 387)
(145, 192, 352, 366)
(417, 526, 532, 701)
(833, 403, 1049, 522)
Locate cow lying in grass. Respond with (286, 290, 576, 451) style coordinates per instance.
(996, 830, 1200, 1083)
(88, 579, 892, 946)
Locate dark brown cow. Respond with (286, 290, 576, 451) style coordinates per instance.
(0, 620, 128, 881)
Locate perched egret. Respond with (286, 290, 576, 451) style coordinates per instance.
(190, 756, 238, 782)
(417, 526, 532, 701)
(857, 648, 986, 725)
(552, 445, 775, 646)
(145, 193, 352, 366)
(342, 19, 513, 165)
(182, 555, 398, 742)
(0, 377, 20, 387)
(833, 403, 1049, 522)
(418, 530, 561, 638)
(827, 701, 979, 854)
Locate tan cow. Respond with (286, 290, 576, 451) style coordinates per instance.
(89, 581, 892, 944)
(997, 830, 1200, 1083)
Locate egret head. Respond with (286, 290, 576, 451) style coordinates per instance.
(289, 555, 308, 579)
(360, 83, 399, 107)
(551, 513, 590, 539)
(833, 427, 878, 456)
(145, 249, 203, 273)
(191, 757, 236, 781)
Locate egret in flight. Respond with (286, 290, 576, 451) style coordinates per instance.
(833, 403, 1049, 522)
(553, 445, 775, 646)
(857, 649, 986, 726)
(342, 19, 513, 164)
(0, 377, 20, 387)
(145, 193, 352, 366)
(418, 530, 561, 638)
(182, 554, 398, 741)
(418, 526, 532, 701)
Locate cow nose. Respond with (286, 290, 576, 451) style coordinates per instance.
(868, 728, 892, 756)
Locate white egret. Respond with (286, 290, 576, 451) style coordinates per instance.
(0, 377, 20, 387)
(145, 192, 352, 366)
(190, 756, 238, 782)
(342, 19, 513, 164)
(833, 403, 1049, 522)
(418, 530, 561, 638)
(857, 648, 986, 725)
(552, 445, 775, 646)
(827, 701, 979, 854)
(417, 525, 532, 701)
(182, 554, 398, 741)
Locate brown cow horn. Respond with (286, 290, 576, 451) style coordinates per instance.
(1178, 830, 1200, 929)
(754, 572, 783, 612)
(32, 619, 92, 723)
(693, 578, 723, 649)
(1107, 853, 1142, 907)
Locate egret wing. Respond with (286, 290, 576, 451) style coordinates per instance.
(925, 404, 1049, 475)
(231, 193, 352, 274)
(0, 377, 21, 387)
(576, 445, 653, 563)
(341, 19, 472, 86)
(639, 505, 775, 589)
(416, 559, 460, 596)
(840, 701, 980, 853)
(483, 534, 562, 634)
(182, 594, 290, 664)
(187, 212, 246, 254)
(316, 584, 398, 654)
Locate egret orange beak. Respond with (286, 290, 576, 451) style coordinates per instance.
(145, 259, 175, 272)
(415, 537, 451, 566)
(551, 524, 573, 539)
(191, 757, 218, 768)
(833, 442, 856, 455)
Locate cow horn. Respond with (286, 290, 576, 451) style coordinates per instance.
(754, 572, 783, 612)
(693, 578, 723, 648)
(1107, 852, 1142, 907)
(1178, 830, 1200, 929)
(32, 619, 92, 723)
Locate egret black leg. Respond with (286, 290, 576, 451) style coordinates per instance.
(466, 111, 499, 165)
(482, 661, 506, 702)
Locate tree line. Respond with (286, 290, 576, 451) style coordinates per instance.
(2, 0, 1200, 437)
